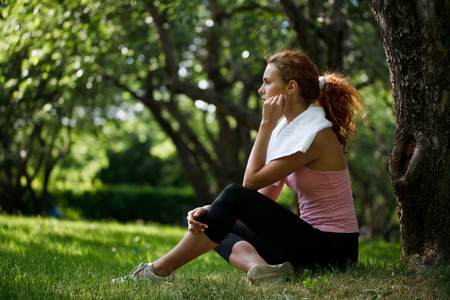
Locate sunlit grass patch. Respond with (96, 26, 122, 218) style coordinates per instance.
(1, 215, 448, 299)
(358, 238, 401, 264)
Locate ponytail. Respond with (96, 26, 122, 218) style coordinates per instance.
(316, 73, 367, 152)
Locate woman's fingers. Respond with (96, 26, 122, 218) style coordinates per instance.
(270, 94, 286, 107)
(188, 222, 208, 234)
(187, 207, 209, 234)
(262, 94, 286, 124)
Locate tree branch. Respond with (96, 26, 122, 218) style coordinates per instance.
(279, 0, 319, 48)
(171, 78, 260, 130)
(142, 0, 178, 78)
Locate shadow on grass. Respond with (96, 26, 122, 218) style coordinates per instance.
(1, 215, 448, 300)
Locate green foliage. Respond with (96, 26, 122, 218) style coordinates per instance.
(0, 0, 399, 241)
(1, 215, 448, 299)
(298, 269, 329, 292)
(96, 134, 188, 187)
(49, 185, 196, 225)
(0, 0, 135, 213)
(348, 83, 398, 241)
(344, 0, 391, 87)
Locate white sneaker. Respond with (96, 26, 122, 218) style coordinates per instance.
(112, 262, 175, 283)
(245, 262, 294, 283)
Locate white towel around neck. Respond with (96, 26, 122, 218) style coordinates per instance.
(265, 104, 332, 166)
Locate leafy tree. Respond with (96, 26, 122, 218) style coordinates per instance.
(0, 2, 75, 214)
(82, 0, 391, 206)
(368, 0, 450, 265)
(0, 0, 125, 214)
(1, 0, 398, 241)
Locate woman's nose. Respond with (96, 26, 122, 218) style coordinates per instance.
(258, 85, 264, 95)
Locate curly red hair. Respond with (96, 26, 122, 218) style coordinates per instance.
(317, 72, 366, 151)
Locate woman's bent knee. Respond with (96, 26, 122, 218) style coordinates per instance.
(222, 183, 247, 198)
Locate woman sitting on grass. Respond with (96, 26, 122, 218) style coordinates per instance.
(113, 50, 366, 284)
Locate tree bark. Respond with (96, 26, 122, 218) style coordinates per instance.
(368, 0, 450, 266)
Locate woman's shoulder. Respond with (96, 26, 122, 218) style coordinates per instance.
(313, 127, 341, 147)
(306, 128, 346, 171)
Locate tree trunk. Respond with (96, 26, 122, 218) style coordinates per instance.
(368, 0, 450, 266)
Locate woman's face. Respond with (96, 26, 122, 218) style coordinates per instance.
(258, 63, 288, 103)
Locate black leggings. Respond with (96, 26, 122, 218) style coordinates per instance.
(198, 183, 358, 269)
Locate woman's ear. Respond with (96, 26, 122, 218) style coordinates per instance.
(286, 80, 298, 95)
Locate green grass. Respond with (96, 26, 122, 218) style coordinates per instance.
(0, 215, 448, 299)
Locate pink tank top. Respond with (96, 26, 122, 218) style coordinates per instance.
(284, 166, 359, 233)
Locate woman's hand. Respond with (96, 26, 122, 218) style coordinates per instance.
(262, 94, 286, 127)
(187, 205, 210, 234)
(243, 94, 286, 190)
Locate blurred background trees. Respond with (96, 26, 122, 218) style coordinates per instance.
(0, 0, 397, 240)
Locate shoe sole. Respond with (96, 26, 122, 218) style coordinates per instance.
(112, 262, 175, 283)
(246, 262, 294, 283)
(277, 262, 295, 277)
